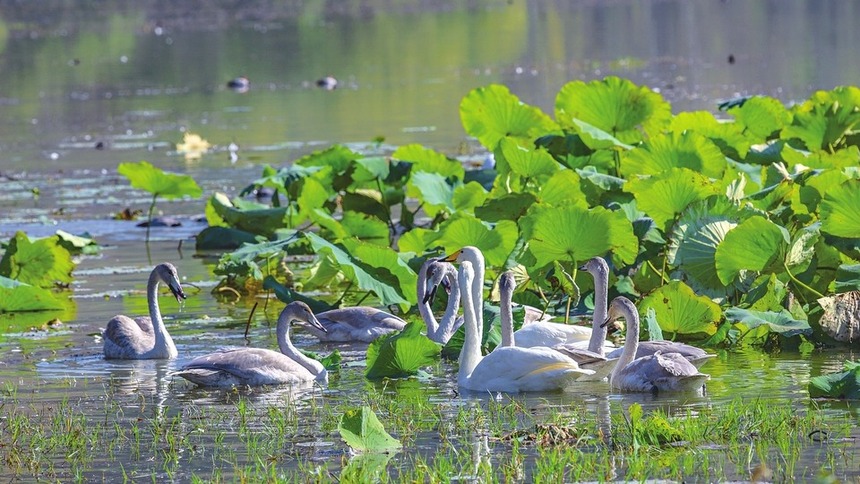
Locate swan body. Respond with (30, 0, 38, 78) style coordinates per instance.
(173, 302, 328, 387)
(305, 306, 407, 343)
(456, 261, 593, 393)
(603, 297, 710, 393)
(418, 259, 463, 344)
(605, 341, 715, 369)
(103, 263, 186, 360)
(512, 322, 594, 348)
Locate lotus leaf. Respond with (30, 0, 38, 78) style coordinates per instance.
(538, 169, 587, 208)
(742, 274, 789, 312)
(342, 238, 417, 307)
(714, 216, 789, 285)
(338, 406, 402, 452)
(435, 214, 518, 267)
(669, 111, 751, 159)
(365, 321, 441, 379)
(195, 226, 259, 251)
(407, 171, 456, 216)
(820, 179, 860, 238)
(620, 131, 727, 179)
(0, 232, 75, 288)
(809, 361, 860, 400)
(499, 137, 561, 179)
(724, 307, 812, 338)
(352, 156, 390, 184)
(727, 96, 791, 140)
(296, 177, 332, 225)
(117, 161, 202, 199)
(460, 84, 560, 150)
(55, 230, 99, 255)
(207, 192, 290, 238)
(452, 182, 489, 212)
(262, 276, 333, 313)
(639, 281, 721, 337)
(396, 228, 441, 255)
(0, 275, 67, 312)
(783, 87, 860, 152)
(569, 118, 633, 151)
(835, 264, 860, 292)
(295, 144, 359, 174)
(393, 144, 464, 179)
(442, 304, 509, 359)
(554, 76, 671, 144)
(624, 167, 721, 231)
(474, 193, 536, 222)
(213, 232, 300, 280)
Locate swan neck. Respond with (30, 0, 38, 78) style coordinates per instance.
(438, 272, 461, 344)
(499, 284, 515, 348)
(611, 306, 640, 387)
(147, 270, 176, 356)
(418, 261, 440, 338)
(277, 317, 325, 377)
(463, 250, 485, 330)
(587, 269, 610, 356)
(458, 277, 483, 387)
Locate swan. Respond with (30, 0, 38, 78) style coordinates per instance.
(456, 261, 594, 393)
(305, 306, 407, 343)
(579, 257, 712, 368)
(602, 296, 710, 393)
(173, 301, 328, 387)
(418, 259, 463, 344)
(499, 271, 617, 381)
(103, 262, 186, 359)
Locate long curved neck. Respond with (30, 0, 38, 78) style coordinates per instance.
(499, 285, 515, 348)
(464, 251, 485, 331)
(417, 261, 440, 338)
(610, 307, 640, 388)
(458, 274, 483, 387)
(147, 270, 176, 356)
(587, 268, 610, 356)
(437, 271, 462, 344)
(277, 317, 326, 377)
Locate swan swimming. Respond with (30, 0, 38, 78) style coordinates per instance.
(173, 301, 328, 388)
(103, 262, 186, 360)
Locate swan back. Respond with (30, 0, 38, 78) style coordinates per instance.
(308, 306, 407, 342)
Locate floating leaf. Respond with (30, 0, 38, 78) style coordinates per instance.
(714, 216, 789, 285)
(809, 361, 860, 400)
(338, 406, 402, 453)
(820, 179, 860, 238)
(117, 161, 202, 199)
(55, 230, 99, 255)
(460, 84, 560, 150)
(639, 281, 721, 337)
(0, 232, 75, 288)
(0, 275, 67, 312)
(620, 131, 727, 179)
(625, 167, 721, 231)
(555, 76, 671, 144)
(725, 307, 812, 338)
(365, 321, 441, 379)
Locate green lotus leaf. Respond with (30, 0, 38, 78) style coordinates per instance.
(727, 96, 791, 141)
(624, 167, 721, 231)
(352, 156, 391, 184)
(343, 238, 417, 307)
(620, 131, 727, 179)
(55, 230, 99, 255)
(244, 163, 322, 200)
(725, 307, 812, 338)
(341, 191, 390, 222)
(570, 118, 633, 150)
(339, 452, 394, 483)
(669, 111, 751, 159)
(741, 274, 788, 312)
(538, 169, 587, 208)
(499, 137, 561, 178)
(365, 321, 441, 379)
(214, 232, 300, 280)
(668, 198, 757, 294)
(338, 406, 402, 452)
(524, 204, 638, 268)
(0, 232, 75, 288)
(393, 144, 464, 179)
(835, 264, 860, 292)
(474, 192, 536, 222)
(436, 214, 518, 267)
(452, 182, 488, 212)
(796, 169, 850, 214)
(460, 84, 560, 150)
(295, 144, 360, 174)
(341, 212, 390, 244)
(782, 86, 860, 152)
(820, 179, 860, 238)
(809, 361, 860, 400)
(195, 226, 259, 251)
(396, 228, 441, 255)
(0, 275, 68, 312)
(117, 161, 202, 199)
(554, 76, 671, 144)
(262, 276, 333, 314)
(296, 177, 332, 225)
(407, 171, 456, 217)
(714, 216, 789, 285)
(781, 143, 860, 170)
(207, 192, 290, 237)
(640, 281, 721, 337)
(785, 227, 818, 273)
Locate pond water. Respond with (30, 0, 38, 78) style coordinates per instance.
(1, 0, 859, 481)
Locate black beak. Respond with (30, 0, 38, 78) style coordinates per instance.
(423, 285, 437, 305)
(169, 283, 187, 302)
(600, 316, 611, 329)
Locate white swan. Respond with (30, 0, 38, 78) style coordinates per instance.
(442, 246, 594, 348)
(499, 271, 617, 381)
(173, 301, 328, 387)
(418, 259, 463, 344)
(602, 296, 710, 393)
(103, 262, 186, 359)
(456, 261, 593, 393)
(303, 305, 407, 343)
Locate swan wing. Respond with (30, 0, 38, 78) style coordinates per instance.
(607, 340, 710, 362)
(465, 347, 594, 392)
(176, 348, 317, 387)
(103, 315, 154, 357)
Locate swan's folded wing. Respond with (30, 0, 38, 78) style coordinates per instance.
(653, 351, 700, 377)
(467, 347, 594, 392)
(318, 307, 407, 330)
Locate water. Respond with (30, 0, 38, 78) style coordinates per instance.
(1, 0, 859, 481)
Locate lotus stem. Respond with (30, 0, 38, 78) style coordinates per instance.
(783, 262, 825, 300)
(145, 192, 158, 244)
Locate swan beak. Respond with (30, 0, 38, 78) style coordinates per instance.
(440, 249, 461, 262)
(600, 315, 611, 329)
(307, 313, 328, 334)
(169, 282, 187, 302)
(423, 285, 437, 305)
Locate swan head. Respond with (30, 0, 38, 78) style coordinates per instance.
(441, 246, 481, 264)
(281, 301, 327, 333)
(422, 260, 453, 305)
(601, 296, 636, 328)
(498, 271, 516, 299)
(579, 257, 609, 277)
(155, 263, 187, 302)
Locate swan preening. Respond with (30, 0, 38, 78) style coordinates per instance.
(456, 261, 594, 392)
(173, 301, 328, 388)
(418, 259, 463, 344)
(602, 296, 710, 393)
(103, 263, 186, 360)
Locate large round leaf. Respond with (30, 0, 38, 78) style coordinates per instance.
(820, 179, 860, 238)
(436, 215, 518, 267)
(393, 144, 464, 179)
(460, 84, 560, 150)
(782, 86, 860, 152)
(728, 96, 791, 141)
(499, 137, 560, 179)
(554, 76, 671, 144)
(0, 232, 75, 288)
(117, 161, 202, 199)
(620, 131, 727, 179)
(539, 169, 588, 208)
(365, 321, 441, 379)
(624, 167, 721, 231)
(640, 281, 722, 337)
(715, 216, 789, 285)
(523, 205, 638, 268)
(724, 307, 811, 338)
(670, 111, 751, 159)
